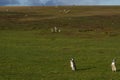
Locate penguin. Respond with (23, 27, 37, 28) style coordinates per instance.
(70, 58, 76, 71)
(111, 59, 116, 72)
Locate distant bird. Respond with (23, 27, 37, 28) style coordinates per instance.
(54, 27, 57, 32)
(58, 29, 61, 32)
(70, 58, 76, 71)
(111, 59, 116, 72)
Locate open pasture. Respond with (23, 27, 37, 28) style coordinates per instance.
(0, 6, 120, 80)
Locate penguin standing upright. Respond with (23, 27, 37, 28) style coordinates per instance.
(70, 58, 76, 71)
(111, 59, 116, 72)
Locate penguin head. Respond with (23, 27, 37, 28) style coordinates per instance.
(71, 58, 75, 61)
(112, 58, 116, 62)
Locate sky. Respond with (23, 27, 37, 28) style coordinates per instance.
(0, 0, 120, 6)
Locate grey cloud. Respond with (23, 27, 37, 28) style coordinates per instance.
(0, 0, 19, 6)
(45, 0, 63, 6)
(0, 0, 120, 6)
(27, 0, 43, 6)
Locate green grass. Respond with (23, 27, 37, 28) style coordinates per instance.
(0, 6, 120, 80)
(0, 30, 120, 80)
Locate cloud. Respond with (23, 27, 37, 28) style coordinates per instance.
(43, 0, 120, 5)
(45, 0, 63, 6)
(46, 0, 120, 5)
(1, 0, 120, 6)
(55, 0, 102, 5)
(27, 0, 43, 6)
(0, 0, 19, 6)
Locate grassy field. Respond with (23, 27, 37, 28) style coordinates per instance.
(0, 6, 120, 80)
